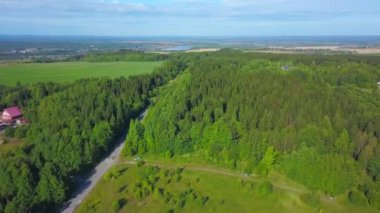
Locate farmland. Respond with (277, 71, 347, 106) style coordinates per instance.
(0, 61, 163, 85)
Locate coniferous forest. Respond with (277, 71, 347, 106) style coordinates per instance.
(0, 50, 380, 212)
(0, 60, 186, 212)
(1, 0, 380, 212)
(123, 51, 380, 209)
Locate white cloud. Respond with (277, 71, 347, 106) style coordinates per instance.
(0, 0, 379, 35)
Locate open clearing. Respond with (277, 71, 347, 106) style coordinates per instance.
(0, 134, 24, 157)
(76, 160, 376, 213)
(0, 61, 163, 85)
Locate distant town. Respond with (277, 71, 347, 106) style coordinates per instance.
(2, 35, 380, 62)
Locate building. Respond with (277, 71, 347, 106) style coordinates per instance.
(16, 118, 29, 125)
(1, 106, 23, 122)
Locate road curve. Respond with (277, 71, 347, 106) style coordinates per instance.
(60, 109, 147, 213)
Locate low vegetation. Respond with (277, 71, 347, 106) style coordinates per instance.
(78, 163, 378, 213)
(0, 61, 163, 85)
(78, 165, 212, 213)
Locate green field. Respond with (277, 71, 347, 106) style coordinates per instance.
(77, 162, 376, 213)
(0, 61, 163, 85)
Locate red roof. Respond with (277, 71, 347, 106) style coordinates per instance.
(3, 106, 23, 118)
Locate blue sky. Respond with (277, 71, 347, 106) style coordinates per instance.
(0, 0, 379, 36)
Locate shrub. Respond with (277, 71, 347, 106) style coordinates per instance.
(148, 174, 157, 183)
(103, 171, 114, 181)
(133, 189, 143, 200)
(160, 169, 169, 179)
(15, 126, 28, 138)
(177, 198, 186, 209)
(111, 200, 120, 212)
(255, 163, 268, 177)
(137, 160, 145, 167)
(256, 181, 273, 195)
(196, 196, 209, 206)
(243, 161, 255, 174)
(300, 193, 320, 208)
(348, 190, 368, 206)
(190, 191, 198, 200)
(118, 184, 128, 193)
(244, 182, 256, 193)
(4, 127, 15, 138)
(166, 209, 174, 213)
(141, 179, 154, 193)
(164, 192, 173, 203)
(154, 188, 164, 199)
(103, 167, 122, 181)
(165, 150, 174, 159)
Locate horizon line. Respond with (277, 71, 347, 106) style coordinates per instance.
(1, 34, 380, 38)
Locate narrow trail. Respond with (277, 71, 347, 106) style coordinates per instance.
(122, 160, 307, 194)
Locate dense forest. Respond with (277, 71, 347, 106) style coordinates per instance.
(75, 50, 170, 62)
(1, 50, 380, 212)
(0, 60, 186, 212)
(122, 51, 380, 209)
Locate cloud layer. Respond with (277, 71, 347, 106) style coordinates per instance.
(0, 0, 379, 35)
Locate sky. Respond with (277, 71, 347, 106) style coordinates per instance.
(0, 0, 380, 36)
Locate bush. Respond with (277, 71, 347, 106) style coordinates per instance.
(243, 161, 255, 174)
(177, 198, 186, 209)
(166, 209, 174, 213)
(154, 188, 164, 199)
(256, 181, 273, 195)
(133, 189, 143, 200)
(300, 193, 320, 208)
(103, 168, 123, 181)
(244, 182, 256, 193)
(348, 190, 368, 206)
(160, 169, 169, 179)
(15, 126, 28, 138)
(4, 127, 15, 138)
(196, 196, 209, 206)
(137, 160, 145, 167)
(111, 200, 120, 212)
(165, 150, 174, 159)
(164, 192, 173, 203)
(190, 191, 198, 200)
(255, 163, 268, 177)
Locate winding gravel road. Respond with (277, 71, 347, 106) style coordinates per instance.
(60, 109, 148, 213)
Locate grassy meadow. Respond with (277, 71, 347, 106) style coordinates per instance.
(0, 61, 163, 85)
(0, 134, 24, 157)
(76, 163, 376, 213)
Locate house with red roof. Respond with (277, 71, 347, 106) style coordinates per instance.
(2, 106, 23, 122)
